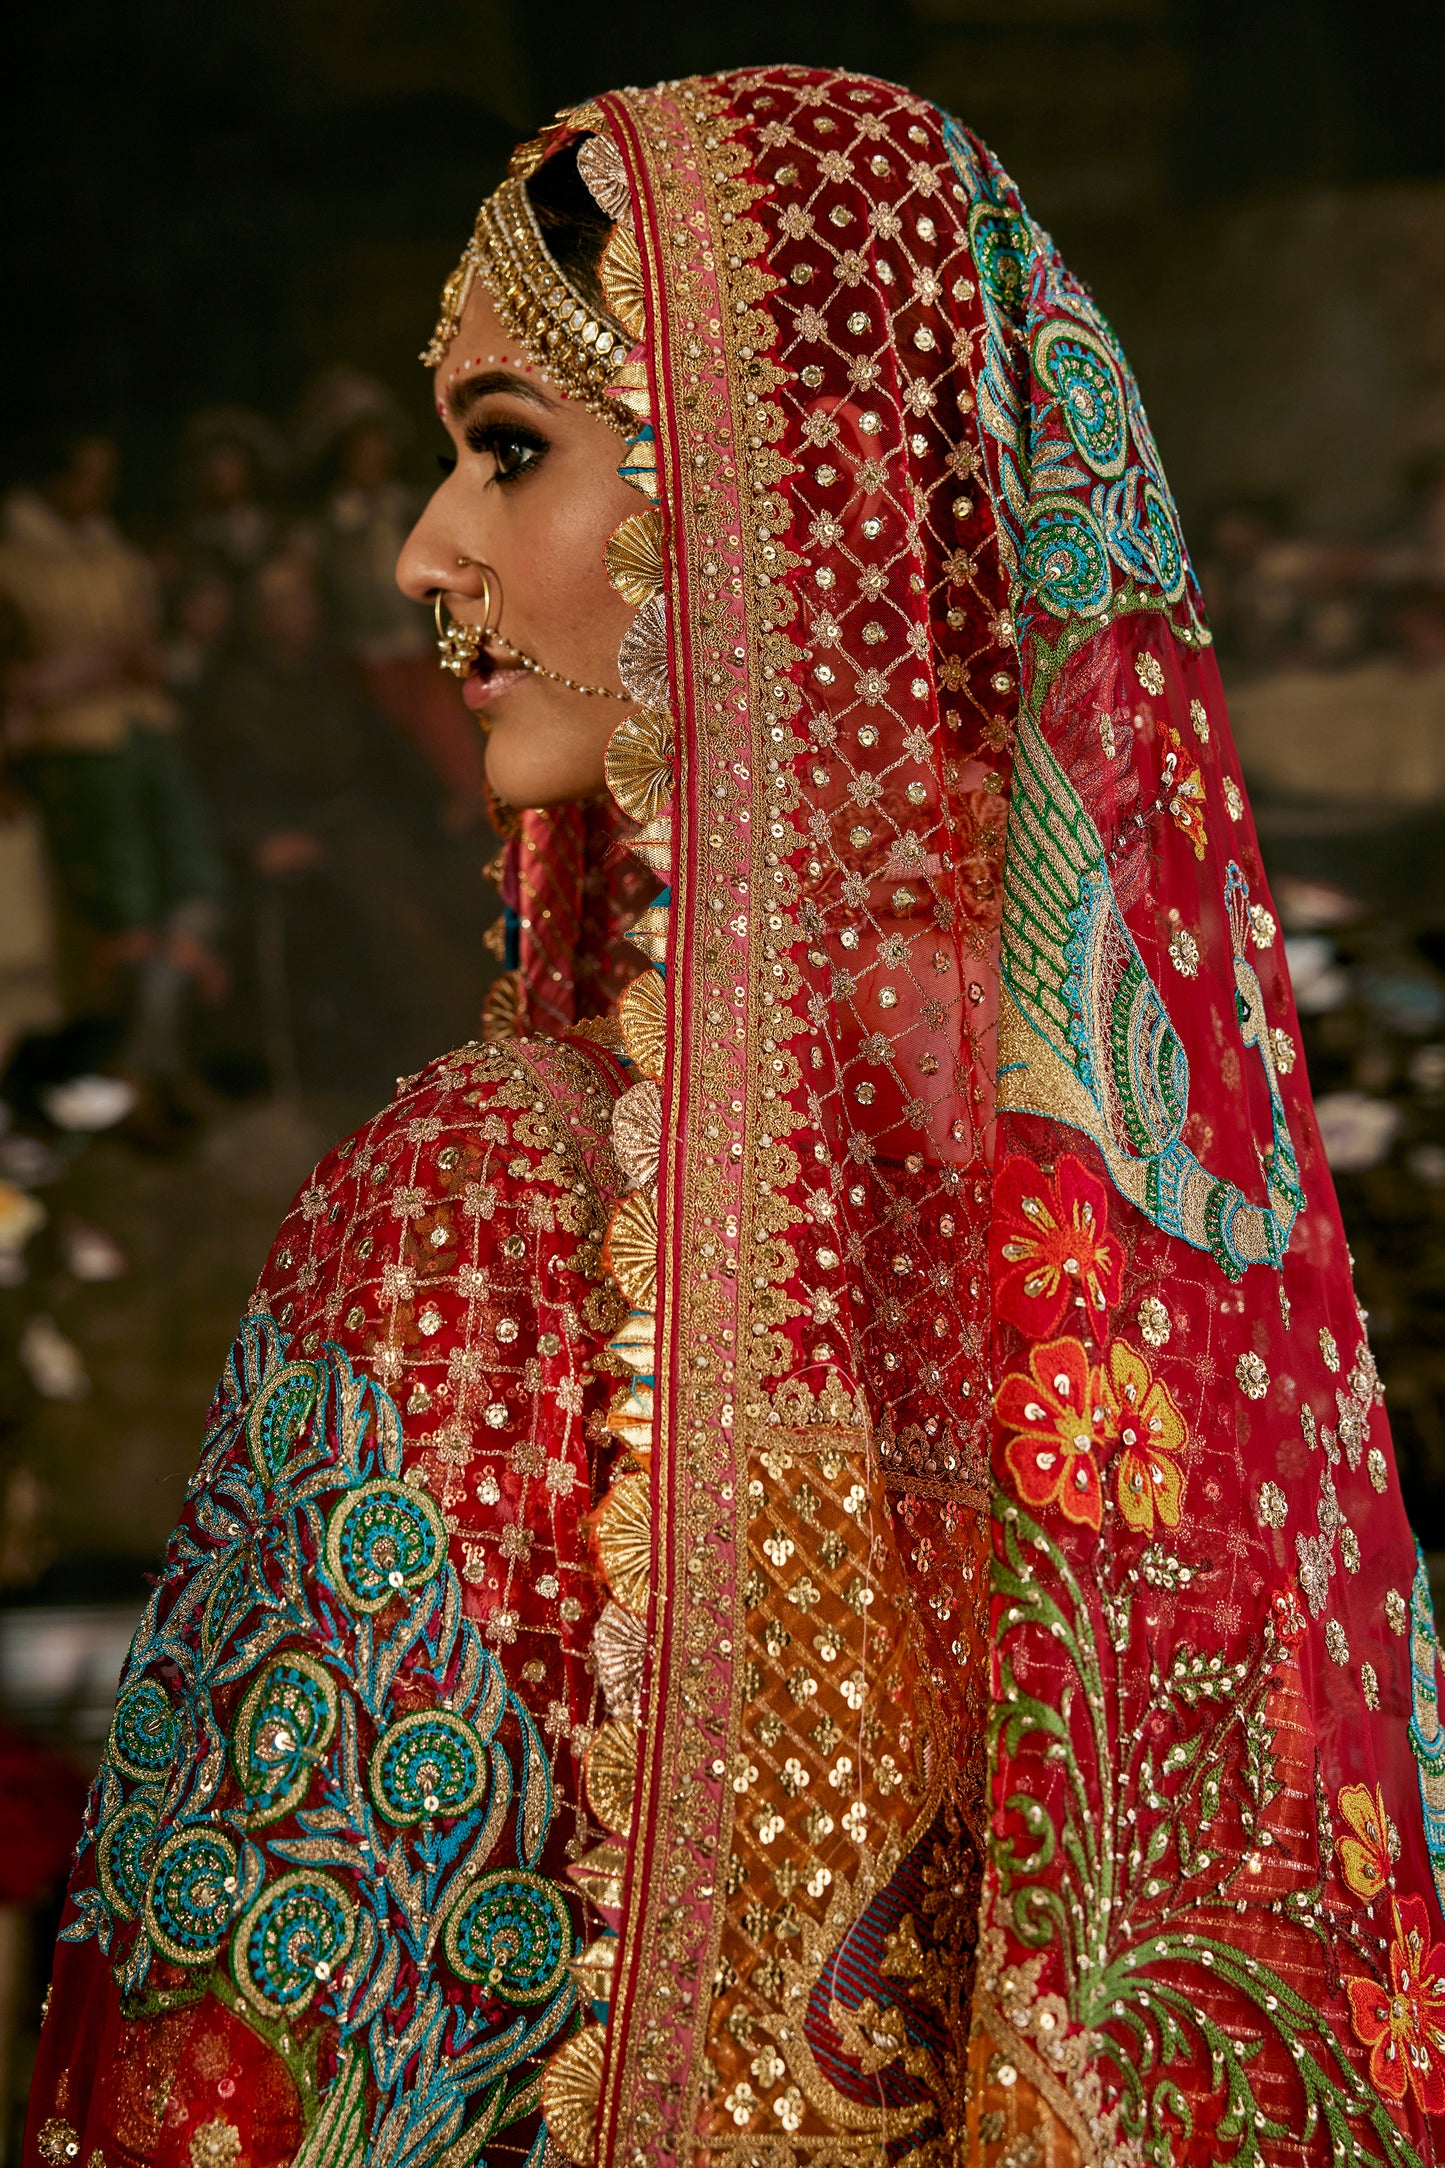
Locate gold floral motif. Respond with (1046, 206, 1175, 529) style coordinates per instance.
(1137, 1295, 1170, 1348)
(542, 2022, 608, 2164)
(602, 1187, 658, 1311)
(37, 2121, 79, 2167)
(592, 1470, 652, 1616)
(617, 969, 666, 1078)
(584, 1717, 641, 1833)
(604, 511, 666, 607)
(612, 1079, 662, 1188)
(188, 2123, 242, 2168)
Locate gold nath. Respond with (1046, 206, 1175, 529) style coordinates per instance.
(422, 175, 632, 435)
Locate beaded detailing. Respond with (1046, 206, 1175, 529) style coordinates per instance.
(422, 176, 632, 434)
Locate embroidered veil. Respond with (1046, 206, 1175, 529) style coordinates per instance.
(27, 65, 1445, 2168)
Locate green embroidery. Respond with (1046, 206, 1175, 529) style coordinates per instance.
(992, 1499, 1423, 2164)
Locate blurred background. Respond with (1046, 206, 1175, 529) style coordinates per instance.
(2, 0, 1445, 2148)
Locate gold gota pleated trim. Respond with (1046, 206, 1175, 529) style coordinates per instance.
(536, 145, 675, 2153)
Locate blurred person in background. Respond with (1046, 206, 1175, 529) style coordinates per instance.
(160, 564, 234, 704)
(193, 550, 486, 1100)
(0, 435, 226, 1132)
(300, 367, 492, 831)
(171, 406, 287, 591)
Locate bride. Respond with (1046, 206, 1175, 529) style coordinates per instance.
(28, 65, 1445, 2168)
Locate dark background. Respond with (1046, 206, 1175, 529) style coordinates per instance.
(6, 0, 1445, 524)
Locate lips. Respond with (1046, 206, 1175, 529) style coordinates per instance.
(462, 664, 528, 713)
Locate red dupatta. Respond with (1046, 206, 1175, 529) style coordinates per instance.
(587, 66, 1445, 2168)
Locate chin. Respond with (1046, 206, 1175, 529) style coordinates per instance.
(484, 703, 610, 811)
(484, 734, 596, 811)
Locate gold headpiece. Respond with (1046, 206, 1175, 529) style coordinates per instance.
(422, 173, 632, 435)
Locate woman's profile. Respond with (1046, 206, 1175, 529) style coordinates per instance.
(26, 65, 1445, 2168)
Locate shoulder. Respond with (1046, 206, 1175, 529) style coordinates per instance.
(249, 1033, 629, 1349)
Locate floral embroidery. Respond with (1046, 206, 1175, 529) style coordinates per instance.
(996, 1337, 1107, 1531)
(1136, 1294, 1170, 1347)
(1163, 725, 1207, 861)
(1336, 1781, 1394, 1901)
(1168, 926, 1199, 977)
(1235, 1350, 1270, 1400)
(993, 1153, 1122, 1337)
(1102, 1339, 1187, 1533)
(1345, 1895, 1445, 2114)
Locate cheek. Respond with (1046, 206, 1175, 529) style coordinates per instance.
(510, 474, 635, 655)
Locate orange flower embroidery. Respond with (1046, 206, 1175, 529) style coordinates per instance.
(1102, 1341, 1188, 1534)
(1345, 1895, 1445, 2115)
(994, 1154, 1123, 1339)
(997, 1338, 1107, 1533)
(1336, 1782, 1394, 1903)
(1163, 724, 1207, 862)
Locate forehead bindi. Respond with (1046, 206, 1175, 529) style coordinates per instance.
(436, 352, 562, 422)
(435, 286, 569, 419)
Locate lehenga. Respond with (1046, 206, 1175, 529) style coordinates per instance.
(26, 65, 1445, 2168)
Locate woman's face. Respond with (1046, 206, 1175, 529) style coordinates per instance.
(397, 281, 640, 809)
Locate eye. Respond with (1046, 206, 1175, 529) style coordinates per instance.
(466, 418, 548, 486)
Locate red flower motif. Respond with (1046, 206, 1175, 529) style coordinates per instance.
(994, 1154, 1123, 1339)
(1345, 1894, 1445, 2116)
(996, 1337, 1107, 1533)
(1102, 1341, 1188, 1534)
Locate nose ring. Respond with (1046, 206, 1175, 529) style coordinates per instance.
(434, 564, 494, 678)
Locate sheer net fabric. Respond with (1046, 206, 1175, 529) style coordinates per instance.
(572, 67, 1445, 2168)
(25, 61, 1445, 2168)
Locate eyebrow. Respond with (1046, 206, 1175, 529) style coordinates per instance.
(447, 369, 555, 420)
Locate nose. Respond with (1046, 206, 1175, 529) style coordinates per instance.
(396, 488, 492, 612)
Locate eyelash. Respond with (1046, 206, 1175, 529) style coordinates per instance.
(465, 418, 548, 486)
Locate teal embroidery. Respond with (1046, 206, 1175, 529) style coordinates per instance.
(323, 1475, 447, 1612)
(233, 1870, 358, 2017)
(108, 1677, 184, 1782)
(1409, 1542, 1445, 1918)
(998, 701, 1302, 1277)
(232, 1653, 339, 1825)
(143, 1829, 240, 1966)
(96, 1798, 158, 1922)
(369, 1710, 488, 1825)
(942, 113, 1199, 639)
(443, 1870, 574, 2002)
(64, 1317, 578, 2168)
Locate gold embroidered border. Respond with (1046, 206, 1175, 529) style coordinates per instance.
(596, 77, 766, 2167)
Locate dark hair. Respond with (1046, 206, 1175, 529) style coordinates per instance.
(524, 138, 616, 323)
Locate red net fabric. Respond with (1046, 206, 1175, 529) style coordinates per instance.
(588, 66, 1445, 2165)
